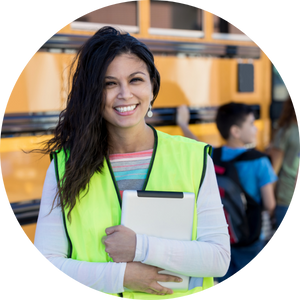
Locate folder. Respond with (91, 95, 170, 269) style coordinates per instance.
(121, 190, 195, 291)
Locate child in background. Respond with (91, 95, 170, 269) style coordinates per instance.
(267, 97, 299, 229)
(176, 103, 277, 282)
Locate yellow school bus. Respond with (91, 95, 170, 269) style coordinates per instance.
(1, 1, 288, 243)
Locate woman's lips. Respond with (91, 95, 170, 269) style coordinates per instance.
(114, 104, 138, 116)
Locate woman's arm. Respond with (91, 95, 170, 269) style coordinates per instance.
(268, 147, 284, 175)
(260, 183, 276, 216)
(106, 155, 230, 278)
(34, 161, 127, 294)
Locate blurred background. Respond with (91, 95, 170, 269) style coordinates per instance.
(1, 0, 290, 243)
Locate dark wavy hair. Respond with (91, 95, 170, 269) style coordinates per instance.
(216, 102, 253, 140)
(40, 26, 160, 221)
(277, 96, 297, 129)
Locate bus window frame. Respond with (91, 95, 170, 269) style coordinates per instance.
(148, 28, 204, 38)
(70, 0, 140, 34)
(212, 32, 252, 42)
(149, 0, 204, 39)
(71, 21, 139, 34)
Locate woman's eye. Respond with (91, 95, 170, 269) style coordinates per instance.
(131, 78, 142, 83)
(105, 81, 116, 87)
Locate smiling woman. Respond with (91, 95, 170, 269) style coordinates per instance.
(33, 26, 230, 299)
(103, 53, 154, 149)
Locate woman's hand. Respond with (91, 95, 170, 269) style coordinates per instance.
(124, 262, 182, 295)
(103, 225, 136, 262)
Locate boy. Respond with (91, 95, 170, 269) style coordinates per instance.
(176, 103, 277, 282)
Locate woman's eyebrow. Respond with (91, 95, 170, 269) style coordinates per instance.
(129, 71, 146, 77)
(105, 72, 146, 79)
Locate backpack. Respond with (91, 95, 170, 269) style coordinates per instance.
(212, 147, 268, 248)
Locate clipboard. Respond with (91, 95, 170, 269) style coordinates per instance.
(121, 190, 195, 291)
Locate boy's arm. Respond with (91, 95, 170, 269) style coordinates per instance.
(176, 105, 199, 141)
(260, 183, 276, 216)
(178, 124, 199, 141)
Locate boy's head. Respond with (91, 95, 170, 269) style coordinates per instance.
(216, 102, 257, 144)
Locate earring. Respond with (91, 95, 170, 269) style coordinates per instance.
(147, 104, 153, 118)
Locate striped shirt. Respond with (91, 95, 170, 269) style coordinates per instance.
(109, 149, 153, 199)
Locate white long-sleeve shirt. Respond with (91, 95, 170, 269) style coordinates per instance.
(34, 155, 230, 294)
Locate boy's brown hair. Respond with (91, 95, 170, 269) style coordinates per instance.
(216, 102, 254, 140)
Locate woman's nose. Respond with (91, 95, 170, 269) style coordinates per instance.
(118, 84, 133, 100)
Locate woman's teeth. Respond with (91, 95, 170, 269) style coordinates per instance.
(115, 105, 137, 113)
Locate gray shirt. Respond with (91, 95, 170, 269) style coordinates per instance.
(273, 123, 300, 205)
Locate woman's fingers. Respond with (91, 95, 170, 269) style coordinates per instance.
(157, 273, 183, 283)
(155, 267, 183, 283)
(151, 269, 181, 295)
(144, 284, 173, 296)
(144, 288, 173, 296)
(123, 262, 180, 295)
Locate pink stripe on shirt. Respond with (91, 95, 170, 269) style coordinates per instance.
(109, 149, 153, 161)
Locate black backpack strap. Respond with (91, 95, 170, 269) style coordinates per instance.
(232, 148, 269, 163)
(213, 147, 264, 247)
(212, 147, 269, 165)
(211, 147, 222, 165)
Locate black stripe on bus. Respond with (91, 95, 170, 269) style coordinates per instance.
(40, 34, 261, 59)
(11, 199, 40, 226)
(1, 105, 261, 137)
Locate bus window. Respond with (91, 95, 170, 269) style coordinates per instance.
(150, 0, 204, 38)
(213, 15, 251, 41)
(270, 65, 289, 129)
(71, 1, 139, 33)
(272, 66, 289, 102)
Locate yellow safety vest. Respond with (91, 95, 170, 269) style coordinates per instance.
(52, 127, 213, 299)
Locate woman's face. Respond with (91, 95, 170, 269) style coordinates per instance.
(103, 53, 153, 132)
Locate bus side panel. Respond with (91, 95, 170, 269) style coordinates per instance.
(6, 52, 74, 114)
(1, 137, 52, 244)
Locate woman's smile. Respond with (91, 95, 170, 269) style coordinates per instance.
(114, 104, 139, 115)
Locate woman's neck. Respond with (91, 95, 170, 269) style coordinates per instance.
(107, 123, 154, 154)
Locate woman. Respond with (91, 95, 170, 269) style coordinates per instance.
(34, 27, 230, 298)
(267, 97, 299, 228)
